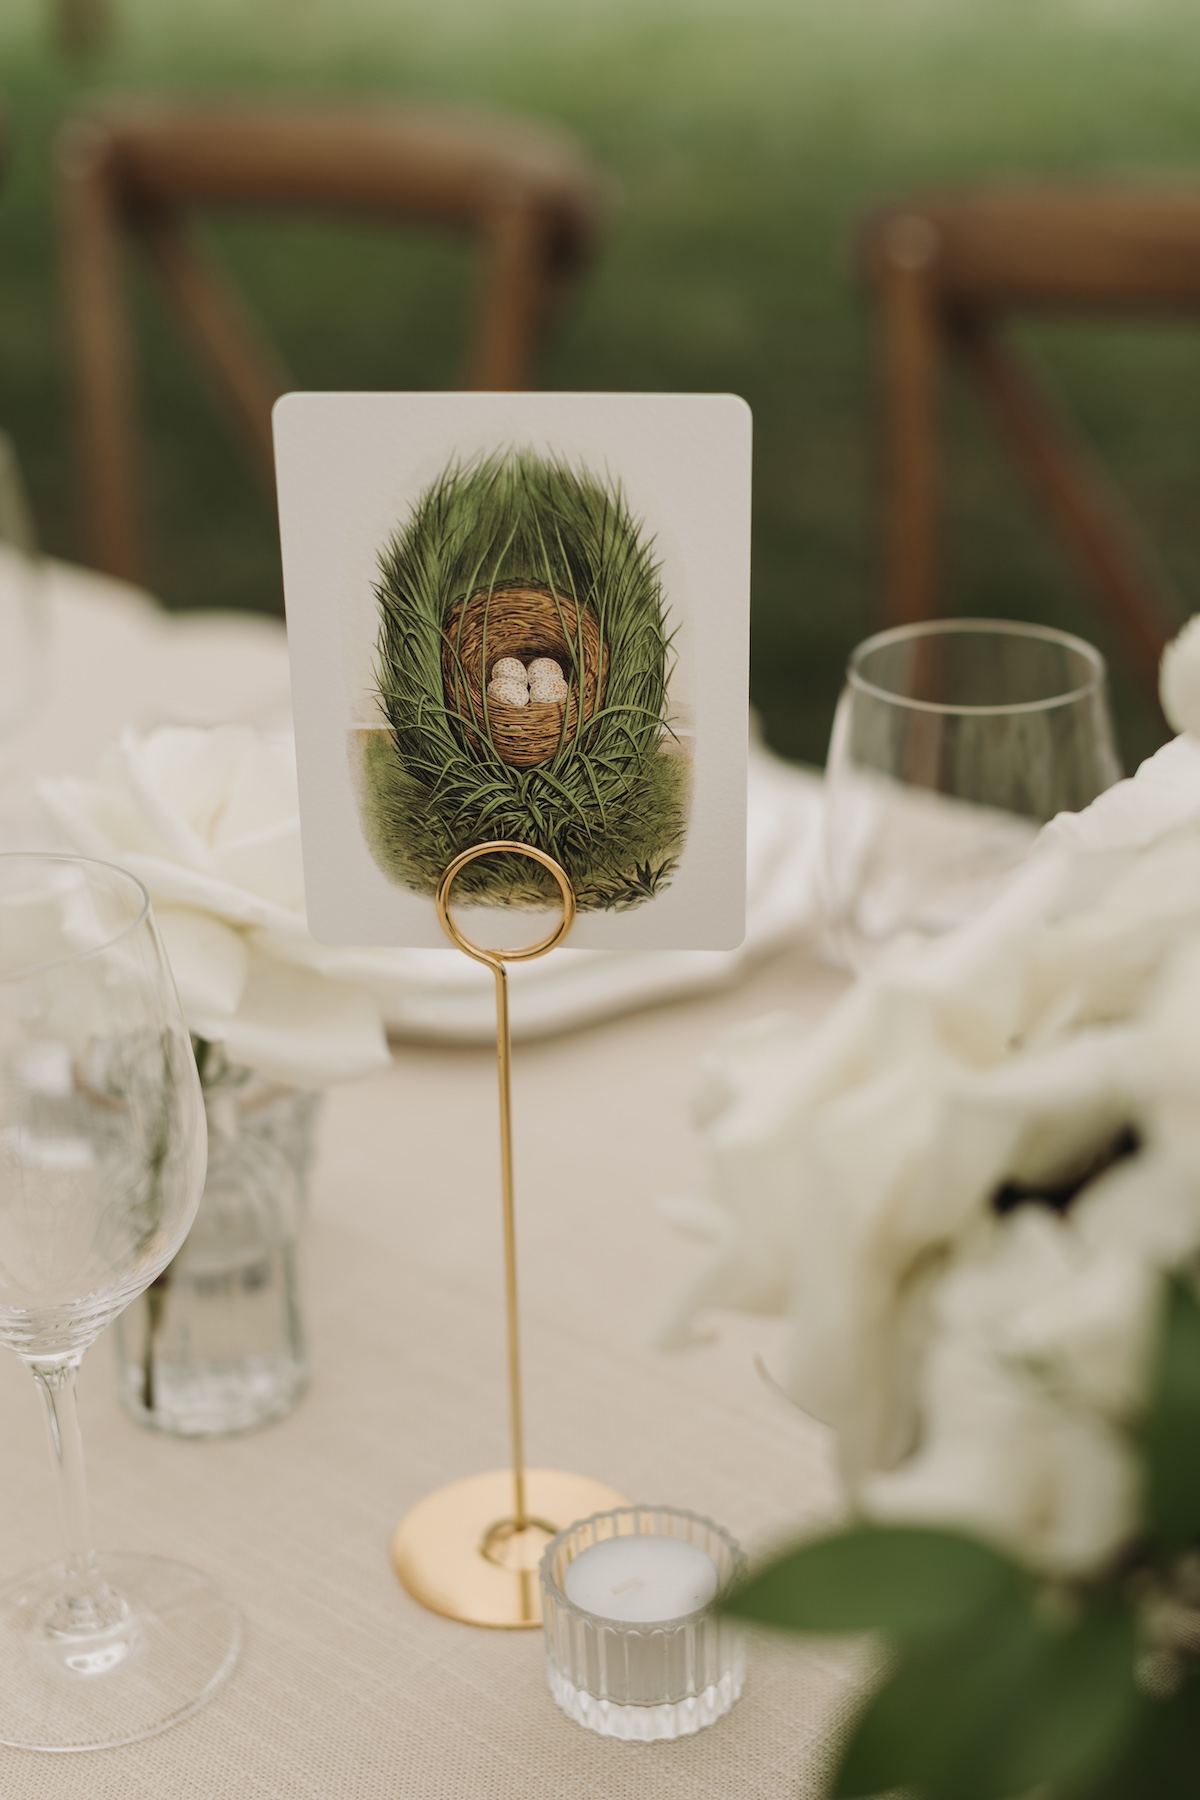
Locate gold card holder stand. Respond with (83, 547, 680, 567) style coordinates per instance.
(391, 842, 626, 1628)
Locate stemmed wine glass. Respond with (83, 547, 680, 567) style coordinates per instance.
(0, 852, 240, 1751)
(822, 619, 1123, 970)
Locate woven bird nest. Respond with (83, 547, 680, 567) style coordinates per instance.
(442, 583, 609, 770)
(363, 449, 689, 912)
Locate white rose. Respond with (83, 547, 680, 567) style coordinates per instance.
(40, 725, 393, 1087)
(1141, 936, 1200, 1179)
(864, 847, 1071, 1067)
(1039, 734, 1200, 857)
(672, 977, 1140, 1480)
(924, 1028, 1137, 1227)
(1076, 1147, 1200, 1270)
(1022, 823, 1200, 1040)
(1160, 614, 1200, 738)
(784, 1027, 1137, 1477)
(936, 1208, 1155, 1424)
(668, 718, 1200, 1577)
(862, 1333, 1140, 1577)
(862, 1206, 1148, 1573)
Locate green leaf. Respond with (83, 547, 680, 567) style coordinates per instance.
(834, 1595, 1139, 1800)
(975, 1598, 1139, 1800)
(1067, 1673, 1200, 1800)
(1145, 1275, 1200, 1553)
(725, 1525, 1025, 1642)
(833, 1590, 1043, 1799)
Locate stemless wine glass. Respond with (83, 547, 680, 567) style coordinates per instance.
(0, 853, 240, 1751)
(822, 619, 1122, 969)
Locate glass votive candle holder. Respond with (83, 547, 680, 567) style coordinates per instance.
(539, 1504, 747, 1742)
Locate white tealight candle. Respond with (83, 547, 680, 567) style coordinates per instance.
(564, 1535, 719, 1624)
(542, 1507, 746, 1737)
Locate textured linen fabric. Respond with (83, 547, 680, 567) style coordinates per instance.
(0, 566, 861, 1796)
(0, 953, 857, 1800)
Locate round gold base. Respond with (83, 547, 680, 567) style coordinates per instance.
(392, 1469, 628, 1628)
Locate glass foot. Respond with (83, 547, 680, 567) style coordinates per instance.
(0, 1553, 241, 1751)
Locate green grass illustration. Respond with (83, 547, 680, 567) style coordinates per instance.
(361, 449, 688, 910)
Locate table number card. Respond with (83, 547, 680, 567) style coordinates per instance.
(274, 392, 751, 950)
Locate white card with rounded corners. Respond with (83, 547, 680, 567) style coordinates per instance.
(274, 391, 750, 951)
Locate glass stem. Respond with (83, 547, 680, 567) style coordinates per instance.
(29, 1358, 113, 1627)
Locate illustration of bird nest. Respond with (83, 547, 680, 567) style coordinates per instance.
(361, 449, 689, 911)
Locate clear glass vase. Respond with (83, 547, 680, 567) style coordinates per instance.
(115, 1053, 319, 1437)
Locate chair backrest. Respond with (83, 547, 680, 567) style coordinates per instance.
(858, 184, 1200, 702)
(862, 186, 1200, 312)
(56, 102, 611, 587)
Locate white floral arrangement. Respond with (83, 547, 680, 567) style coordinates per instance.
(677, 627, 1200, 1799)
(40, 725, 400, 1088)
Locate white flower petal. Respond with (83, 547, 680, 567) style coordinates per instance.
(112, 852, 307, 937)
(1077, 1151, 1200, 1268)
(210, 732, 298, 844)
(1040, 734, 1200, 855)
(37, 776, 141, 861)
(212, 820, 306, 909)
(1143, 937, 1200, 1174)
(1160, 614, 1200, 737)
(863, 1340, 1140, 1575)
(207, 952, 390, 1088)
(928, 1029, 1137, 1222)
(937, 1209, 1154, 1422)
(155, 905, 249, 1025)
(120, 728, 239, 871)
(39, 724, 393, 1089)
(126, 725, 250, 841)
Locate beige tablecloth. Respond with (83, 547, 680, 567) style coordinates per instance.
(2, 565, 858, 1799)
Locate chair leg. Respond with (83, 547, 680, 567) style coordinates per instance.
(878, 215, 943, 627)
(465, 203, 548, 391)
(56, 121, 146, 587)
(135, 211, 291, 493)
(954, 316, 1179, 705)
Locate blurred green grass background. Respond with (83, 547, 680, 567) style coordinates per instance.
(2, 0, 1200, 766)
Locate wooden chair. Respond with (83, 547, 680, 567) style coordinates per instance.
(859, 185, 1200, 701)
(53, 0, 113, 61)
(56, 102, 610, 587)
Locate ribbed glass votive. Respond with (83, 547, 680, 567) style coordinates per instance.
(539, 1505, 746, 1742)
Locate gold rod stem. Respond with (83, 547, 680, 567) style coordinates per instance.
(434, 841, 576, 1545)
(493, 960, 527, 1532)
